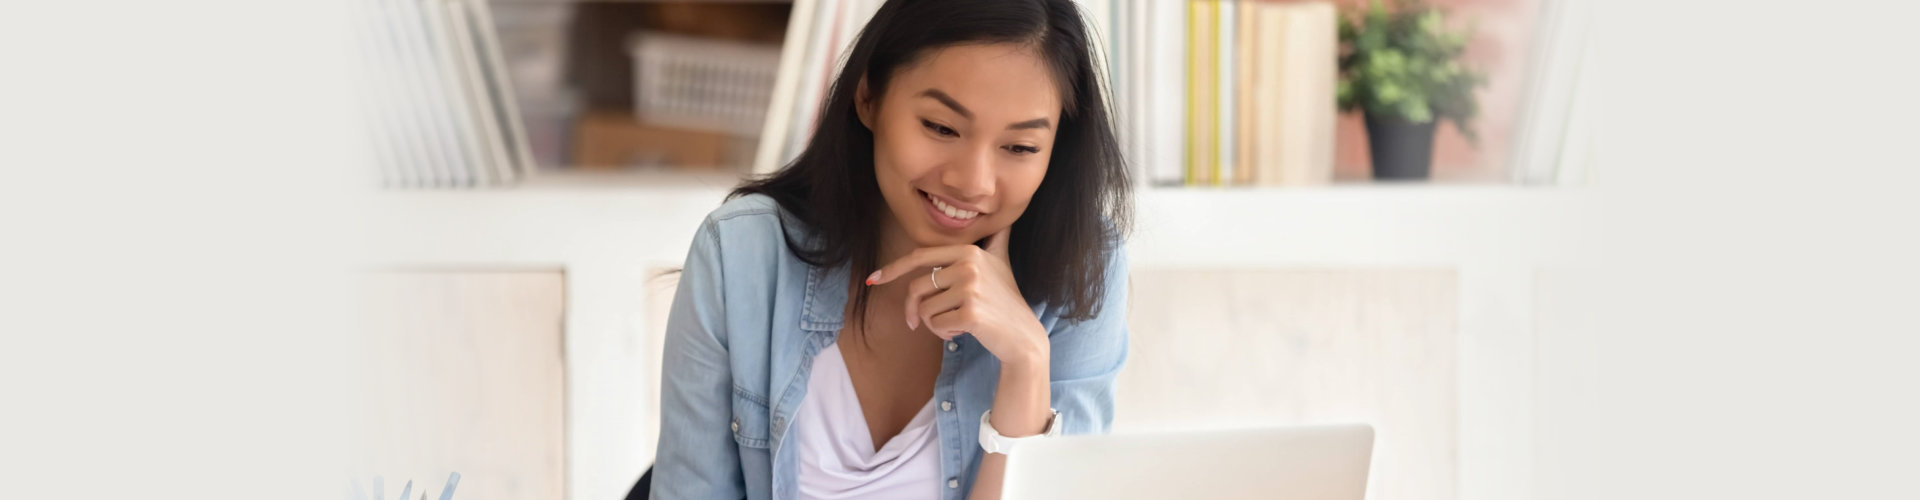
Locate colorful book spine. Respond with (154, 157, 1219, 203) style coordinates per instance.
(1186, 0, 1215, 186)
(1215, 0, 1234, 186)
(1234, 0, 1257, 185)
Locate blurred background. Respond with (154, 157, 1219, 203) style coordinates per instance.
(351, 1, 1594, 499)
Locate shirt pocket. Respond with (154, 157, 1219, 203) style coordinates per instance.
(730, 386, 772, 449)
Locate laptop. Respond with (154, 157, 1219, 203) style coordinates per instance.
(999, 423, 1375, 500)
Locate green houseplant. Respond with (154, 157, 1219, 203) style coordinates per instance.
(1337, 0, 1487, 180)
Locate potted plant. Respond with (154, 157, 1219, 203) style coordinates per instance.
(1337, 0, 1487, 180)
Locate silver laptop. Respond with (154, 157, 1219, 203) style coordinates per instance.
(1000, 423, 1374, 500)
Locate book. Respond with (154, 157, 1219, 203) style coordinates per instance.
(753, 0, 818, 175)
(419, 0, 479, 188)
(1233, 0, 1257, 185)
(1300, 1, 1337, 186)
(753, 0, 859, 174)
(459, 0, 535, 184)
(1262, 1, 1337, 186)
(356, 0, 537, 189)
(441, 0, 506, 187)
(1252, 2, 1285, 187)
(390, 0, 453, 188)
(1186, 0, 1216, 186)
(1215, 0, 1234, 186)
(1143, 0, 1187, 186)
(1109, 0, 1148, 186)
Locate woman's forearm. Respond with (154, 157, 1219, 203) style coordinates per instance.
(967, 349, 1051, 500)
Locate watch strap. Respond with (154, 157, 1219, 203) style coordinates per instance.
(977, 408, 1062, 454)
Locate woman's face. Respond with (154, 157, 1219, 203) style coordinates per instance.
(859, 43, 1061, 248)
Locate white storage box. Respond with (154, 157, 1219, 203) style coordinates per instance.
(627, 31, 781, 136)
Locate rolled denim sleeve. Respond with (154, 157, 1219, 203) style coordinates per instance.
(1046, 242, 1130, 436)
(652, 217, 746, 499)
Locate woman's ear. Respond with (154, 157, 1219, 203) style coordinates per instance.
(854, 76, 874, 131)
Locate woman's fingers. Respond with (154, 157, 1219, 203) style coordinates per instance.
(924, 304, 975, 340)
(902, 268, 935, 330)
(915, 286, 969, 333)
(865, 245, 979, 286)
(903, 264, 972, 330)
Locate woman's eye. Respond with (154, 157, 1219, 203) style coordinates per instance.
(1005, 145, 1040, 155)
(921, 119, 957, 137)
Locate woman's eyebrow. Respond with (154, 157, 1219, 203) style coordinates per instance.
(918, 89, 974, 120)
(1006, 118, 1052, 131)
(917, 88, 1052, 131)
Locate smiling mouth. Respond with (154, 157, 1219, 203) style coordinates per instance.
(919, 189, 982, 229)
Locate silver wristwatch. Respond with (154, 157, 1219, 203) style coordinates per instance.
(977, 408, 1062, 454)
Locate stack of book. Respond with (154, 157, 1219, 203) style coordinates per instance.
(1112, 0, 1339, 187)
(354, 0, 534, 189)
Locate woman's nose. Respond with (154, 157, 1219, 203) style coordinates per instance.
(941, 145, 996, 200)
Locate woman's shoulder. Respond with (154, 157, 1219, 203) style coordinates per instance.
(699, 193, 791, 236)
(705, 192, 782, 223)
(696, 193, 810, 257)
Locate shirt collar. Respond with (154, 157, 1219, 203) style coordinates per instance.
(800, 259, 850, 332)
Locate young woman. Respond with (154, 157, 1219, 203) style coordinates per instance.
(652, 1, 1131, 498)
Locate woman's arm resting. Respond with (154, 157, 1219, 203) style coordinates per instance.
(967, 245, 1130, 500)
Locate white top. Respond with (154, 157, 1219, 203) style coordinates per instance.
(794, 341, 943, 500)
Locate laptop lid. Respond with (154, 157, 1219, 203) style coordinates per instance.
(1000, 423, 1375, 500)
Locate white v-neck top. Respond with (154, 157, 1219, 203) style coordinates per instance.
(793, 341, 943, 500)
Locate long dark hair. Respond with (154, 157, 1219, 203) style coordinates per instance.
(731, 0, 1132, 336)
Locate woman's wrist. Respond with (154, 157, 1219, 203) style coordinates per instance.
(987, 379, 1052, 437)
(998, 350, 1048, 383)
(989, 325, 1052, 436)
(997, 321, 1051, 370)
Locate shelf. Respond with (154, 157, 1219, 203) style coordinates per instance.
(1130, 184, 1594, 268)
(365, 179, 1594, 271)
(516, 168, 751, 189)
(453, 168, 1552, 193)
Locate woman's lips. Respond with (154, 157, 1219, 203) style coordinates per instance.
(920, 190, 980, 230)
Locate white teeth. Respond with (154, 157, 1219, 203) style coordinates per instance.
(928, 194, 978, 220)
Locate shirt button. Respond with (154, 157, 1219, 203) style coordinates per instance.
(731, 420, 740, 432)
(946, 341, 958, 352)
(941, 400, 953, 412)
(948, 478, 959, 489)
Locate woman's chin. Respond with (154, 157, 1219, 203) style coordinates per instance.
(910, 234, 967, 248)
(908, 226, 975, 248)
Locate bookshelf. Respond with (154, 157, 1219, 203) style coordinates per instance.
(368, 183, 1591, 268)
(362, 0, 1587, 189)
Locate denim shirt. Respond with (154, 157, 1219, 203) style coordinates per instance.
(651, 194, 1129, 500)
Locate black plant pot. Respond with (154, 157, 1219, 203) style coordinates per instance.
(1364, 111, 1439, 180)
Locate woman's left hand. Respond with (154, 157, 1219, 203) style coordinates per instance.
(865, 227, 1049, 366)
